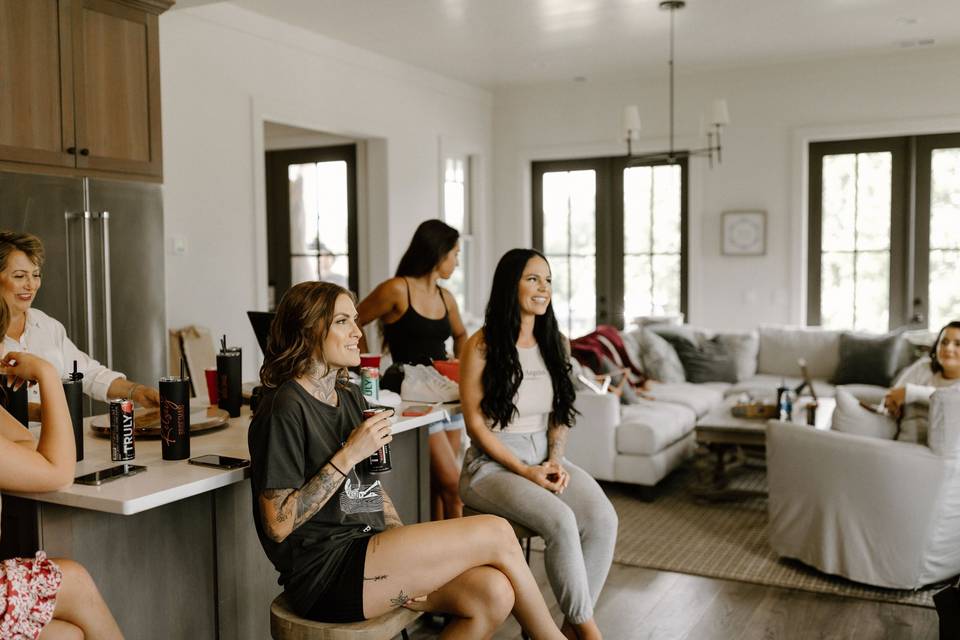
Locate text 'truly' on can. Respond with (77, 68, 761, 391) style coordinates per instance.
(110, 398, 136, 461)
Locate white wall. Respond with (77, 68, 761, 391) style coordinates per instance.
(493, 46, 960, 331)
(159, 5, 492, 379)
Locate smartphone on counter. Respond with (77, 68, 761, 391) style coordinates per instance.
(75, 464, 147, 486)
(188, 455, 250, 470)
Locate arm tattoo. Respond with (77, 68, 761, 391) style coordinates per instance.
(547, 423, 569, 462)
(381, 490, 403, 529)
(390, 590, 411, 607)
(364, 575, 388, 582)
(260, 462, 346, 540)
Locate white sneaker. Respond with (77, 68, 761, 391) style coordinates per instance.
(400, 364, 459, 403)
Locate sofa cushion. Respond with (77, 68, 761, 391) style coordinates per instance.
(832, 388, 898, 440)
(631, 329, 686, 383)
(757, 326, 840, 380)
(643, 382, 726, 418)
(616, 399, 697, 456)
(833, 330, 906, 387)
(716, 331, 759, 380)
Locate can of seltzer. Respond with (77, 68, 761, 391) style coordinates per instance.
(110, 399, 136, 461)
(362, 407, 392, 473)
(360, 366, 380, 400)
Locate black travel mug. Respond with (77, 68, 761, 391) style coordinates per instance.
(62, 368, 84, 461)
(217, 347, 242, 418)
(159, 376, 191, 460)
(3, 381, 29, 427)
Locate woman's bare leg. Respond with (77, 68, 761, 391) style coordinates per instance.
(429, 431, 463, 519)
(38, 620, 83, 640)
(362, 515, 563, 640)
(407, 565, 514, 639)
(49, 559, 123, 640)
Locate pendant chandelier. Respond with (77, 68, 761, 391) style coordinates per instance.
(622, 0, 729, 167)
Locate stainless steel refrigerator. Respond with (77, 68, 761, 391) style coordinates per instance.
(0, 171, 166, 412)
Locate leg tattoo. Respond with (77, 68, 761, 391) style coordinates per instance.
(364, 575, 388, 582)
(390, 590, 410, 607)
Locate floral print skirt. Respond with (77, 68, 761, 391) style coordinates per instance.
(1, 552, 62, 639)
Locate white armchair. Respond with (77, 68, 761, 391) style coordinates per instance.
(767, 389, 960, 589)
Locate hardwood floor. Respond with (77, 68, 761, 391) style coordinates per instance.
(408, 551, 939, 640)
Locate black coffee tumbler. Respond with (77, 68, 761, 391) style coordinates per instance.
(63, 363, 84, 461)
(4, 382, 29, 427)
(160, 376, 191, 460)
(217, 346, 242, 418)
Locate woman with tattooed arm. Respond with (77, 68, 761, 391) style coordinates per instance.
(248, 281, 565, 639)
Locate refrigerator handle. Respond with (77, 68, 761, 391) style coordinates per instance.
(100, 211, 113, 369)
(64, 211, 75, 336)
(82, 211, 95, 359)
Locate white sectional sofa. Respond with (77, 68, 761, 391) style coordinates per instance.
(566, 325, 901, 496)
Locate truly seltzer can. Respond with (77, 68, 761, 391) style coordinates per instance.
(110, 399, 136, 461)
(360, 366, 380, 400)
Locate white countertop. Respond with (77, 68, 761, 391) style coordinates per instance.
(6, 402, 449, 516)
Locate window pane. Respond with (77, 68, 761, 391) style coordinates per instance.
(542, 172, 572, 255)
(821, 252, 855, 330)
(821, 154, 856, 252)
(855, 251, 889, 333)
(547, 255, 595, 338)
(291, 254, 349, 289)
(623, 167, 652, 254)
(289, 161, 348, 256)
(651, 165, 681, 253)
(651, 254, 681, 317)
(443, 157, 466, 232)
(930, 249, 960, 331)
(855, 152, 891, 251)
(930, 148, 960, 251)
(568, 171, 596, 256)
(623, 255, 652, 324)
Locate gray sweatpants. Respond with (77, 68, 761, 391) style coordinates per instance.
(459, 430, 618, 624)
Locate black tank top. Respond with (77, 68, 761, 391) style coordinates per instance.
(382, 279, 452, 366)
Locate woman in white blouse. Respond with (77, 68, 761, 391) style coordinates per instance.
(0, 231, 159, 410)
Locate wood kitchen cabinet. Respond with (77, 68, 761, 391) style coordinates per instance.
(0, 0, 172, 180)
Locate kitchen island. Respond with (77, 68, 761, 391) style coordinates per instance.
(0, 403, 448, 640)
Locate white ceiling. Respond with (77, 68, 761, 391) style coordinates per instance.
(188, 0, 960, 88)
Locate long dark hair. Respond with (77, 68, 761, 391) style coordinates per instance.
(930, 320, 960, 375)
(260, 281, 353, 389)
(480, 249, 577, 429)
(395, 219, 459, 278)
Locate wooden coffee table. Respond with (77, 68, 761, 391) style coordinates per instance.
(694, 396, 834, 499)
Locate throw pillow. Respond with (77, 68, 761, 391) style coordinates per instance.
(833, 330, 906, 387)
(671, 337, 739, 383)
(832, 388, 898, 440)
(715, 331, 759, 381)
(633, 328, 686, 383)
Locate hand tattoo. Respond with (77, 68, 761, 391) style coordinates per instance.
(390, 590, 410, 607)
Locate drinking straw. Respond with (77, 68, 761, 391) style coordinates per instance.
(180, 357, 185, 380)
(221, 335, 227, 354)
(72, 360, 78, 381)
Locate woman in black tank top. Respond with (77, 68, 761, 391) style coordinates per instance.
(357, 220, 468, 520)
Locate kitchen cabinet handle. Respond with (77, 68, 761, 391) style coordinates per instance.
(67, 147, 77, 155)
(79, 148, 90, 156)
(100, 212, 113, 369)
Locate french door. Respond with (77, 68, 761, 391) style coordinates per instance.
(532, 156, 688, 338)
(808, 133, 960, 331)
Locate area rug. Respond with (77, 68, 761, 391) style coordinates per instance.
(602, 466, 937, 608)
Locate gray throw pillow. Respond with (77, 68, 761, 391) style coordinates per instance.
(833, 330, 906, 387)
(634, 329, 686, 383)
(715, 331, 759, 381)
(671, 337, 739, 383)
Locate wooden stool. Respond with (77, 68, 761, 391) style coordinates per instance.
(463, 506, 538, 564)
(270, 594, 421, 640)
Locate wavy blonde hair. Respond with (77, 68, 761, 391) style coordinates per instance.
(259, 281, 354, 389)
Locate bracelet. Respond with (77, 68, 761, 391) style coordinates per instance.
(329, 460, 348, 478)
(126, 383, 143, 401)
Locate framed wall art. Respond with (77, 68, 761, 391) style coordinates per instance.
(722, 210, 766, 256)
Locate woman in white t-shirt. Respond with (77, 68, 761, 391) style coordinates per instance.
(0, 299, 122, 638)
(0, 231, 159, 411)
(459, 249, 618, 640)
